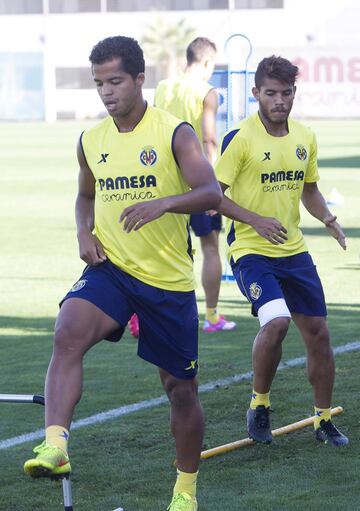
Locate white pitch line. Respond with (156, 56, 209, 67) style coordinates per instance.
(1, 340, 359, 450)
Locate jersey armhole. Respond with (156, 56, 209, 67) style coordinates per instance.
(79, 131, 90, 169)
(171, 121, 194, 167)
(220, 128, 240, 155)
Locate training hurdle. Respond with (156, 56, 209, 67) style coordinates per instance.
(0, 393, 74, 510)
(201, 406, 343, 460)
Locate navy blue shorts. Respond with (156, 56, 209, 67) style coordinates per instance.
(190, 212, 222, 237)
(61, 260, 199, 379)
(231, 252, 327, 317)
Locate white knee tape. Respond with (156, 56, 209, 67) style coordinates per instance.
(258, 298, 291, 327)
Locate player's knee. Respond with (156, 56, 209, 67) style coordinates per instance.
(258, 299, 291, 334)
(201, 242, 219, 261)
(264, 316, 291, 342)
(307, 321, 330, 341)
(315, 324, 330, 345)
(307, 324, 331, 357)
(53, 323, 84, 356)
(164, 377, 198, 408)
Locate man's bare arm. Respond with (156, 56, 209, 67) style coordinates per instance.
(75, 139, 107, 264)
(201, 88, 218, 165)
(302, 182, 346, 250)
(217, 182, 288, 245)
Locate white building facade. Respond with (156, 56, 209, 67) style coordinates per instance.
(0, 0, 359, 121)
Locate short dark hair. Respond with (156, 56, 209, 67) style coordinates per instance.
(186, 37, 217, 66)
(89, 36, 145, 79)
(255, 56, 299, 89)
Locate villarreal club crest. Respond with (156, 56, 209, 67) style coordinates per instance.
(140, 146, 157, 167)
(296, 145, 307, 161)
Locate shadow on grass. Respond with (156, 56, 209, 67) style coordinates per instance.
(0, 316, 55, 333)
(318, 155, 360, 168)
(327, 303, 360, 309)
(301, 226, 360, 238)
(0, 276, 69, 281)
(325, 303, 360, 342)
(335, 265, 360, 271)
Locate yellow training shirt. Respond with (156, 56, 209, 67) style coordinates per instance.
(215, 113, 319, 262)
(80, 105, 195, 291)
(154, 72, 213, 141)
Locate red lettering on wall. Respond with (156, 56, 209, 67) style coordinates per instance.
(292, 56, 360, 83)
(292, 57, 309, 81)
(314, 58, 344, 82)
(348, 58, 360, 82)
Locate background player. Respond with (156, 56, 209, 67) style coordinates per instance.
(155, 37, 236, 333)
(215, 55, 348, 446)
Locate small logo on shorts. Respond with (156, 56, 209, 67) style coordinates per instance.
(70, 279, 87, 292)
(249, 282, 262, 300)
(185, 360, 198, 371)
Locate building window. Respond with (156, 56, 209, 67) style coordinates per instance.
(107, 0, 163, 10)
(208, 0, 228, 8)
(234, 0, 283, 8)
(143, 65, 157, 88)
(0, 0, 43, 14)
(49, 0, 100, 13)
(56, 67, 94, 89)
(55, 65, 159, 89)
(107, 0, 228, 11)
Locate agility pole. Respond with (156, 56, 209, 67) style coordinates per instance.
(201, 406, 343, 460)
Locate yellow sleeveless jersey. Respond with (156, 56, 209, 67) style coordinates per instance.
(80, 106, 195, 291)
(215, 113, 319, 261)
(154, 72, 213, 141)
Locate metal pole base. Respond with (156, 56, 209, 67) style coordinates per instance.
(62, 475, 73, 511)
(52, 473, 73, 510)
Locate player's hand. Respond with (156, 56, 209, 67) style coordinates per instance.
(206, 209, 218, 217)
(251, 215, 288, 245)
(77, 229, 107, 265)
(119, 198, 168, 233)
(323, 214, 347, 250)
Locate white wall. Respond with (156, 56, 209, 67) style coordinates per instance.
(0, 0, 359, 119)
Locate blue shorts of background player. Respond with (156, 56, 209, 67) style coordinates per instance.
(61, 259, 199, 380)
(231, 251, 327, 326)
(189, 212, 236, 333)
(190, 212, 222, 237)
(126, 213, 223, 339)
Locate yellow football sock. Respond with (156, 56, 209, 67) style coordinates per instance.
(250, 389, 270, 410)
(45, 425, 69, 454)
(173, 469, 198, 498)
(314, 407, 331, 430)
(206, 307, 219, 324)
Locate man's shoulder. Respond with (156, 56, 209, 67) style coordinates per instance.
(156, 74, 184, 91)
(193, 77, 213, 97)
(82, 116, 112, 137)
(150, 105, 186, 130)
(289, 118, 315, 139)
(219, 116, 254, 154)
(156, 76, 173, 89)
(81, 116, 112, 143)
(228, 114, 257, 135)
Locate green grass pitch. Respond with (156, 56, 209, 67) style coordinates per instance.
(0, 120, 359, 510)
